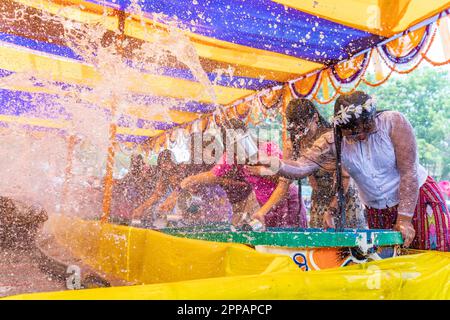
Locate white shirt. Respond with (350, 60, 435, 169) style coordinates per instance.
(341, 111, 428, 209)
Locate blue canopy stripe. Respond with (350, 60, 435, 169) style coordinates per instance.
(86, 0, 385, 64)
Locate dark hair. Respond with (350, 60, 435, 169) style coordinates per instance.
(218, 118, 248, 151)
(157, 149, 176, 167)
(286, 98, 330, 130)
(286, 99, 330, 159)
(130, 154, 144, 167)
(334, 91, 375, 130)
(129, 154, 145, 176)
(285, 99, 331, 218)
(332, 91, 375, 230)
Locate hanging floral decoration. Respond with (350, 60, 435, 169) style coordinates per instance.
(144, 10, 449, 154)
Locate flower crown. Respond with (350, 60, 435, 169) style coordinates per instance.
(333, 97, 377, 126)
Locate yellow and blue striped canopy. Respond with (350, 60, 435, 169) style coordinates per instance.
(0, 0, 448, 142)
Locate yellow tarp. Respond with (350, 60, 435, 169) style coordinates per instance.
(275, 0, 449, 37)
(5, 215, 450, 300)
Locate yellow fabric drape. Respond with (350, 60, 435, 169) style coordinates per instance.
(386, 26, 428, 57)
(372, 50, 386, 81)
(4, 215, 449, 300)
(291, 72, 320, 97)
(333, 54, 367, 80)
(9, 0, 323, 81)
(321, 71, 330, 101)
(274, 0, 449, 37)
(0, 114, 164, 137)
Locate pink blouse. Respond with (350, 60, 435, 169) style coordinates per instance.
(212, 141, 282, 205)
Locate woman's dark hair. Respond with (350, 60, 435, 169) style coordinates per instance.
(334, 91, 375, 130)
(130, 154, 145, 173)
(157, 149, 176, 167)
(285, 98, 330, 159)
(332, 91, 374, 230)
(286, 98, 330, 130)
(219, 118, 248, 151)
(285, 99, 331, 221)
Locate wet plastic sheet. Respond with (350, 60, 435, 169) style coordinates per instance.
(5, 215, 449, 299)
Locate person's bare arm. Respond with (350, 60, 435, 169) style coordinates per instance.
(133, 177, 166, 218)
(259, 114, 295, 216)
(282, 128, 293, 159)
(252, 178, 290, 223)
(277, 159, 321, 180)
(247, 132, 336, 179)
(390, 112, 420, 216)
(390, 112, 419, 246)
(158, 189, 180, 213)
(182, 170, 251, 190)
(180, 171, 219, 189)
(218, 178, 250, 189)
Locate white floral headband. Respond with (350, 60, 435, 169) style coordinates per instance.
(333, 97, 377, 126)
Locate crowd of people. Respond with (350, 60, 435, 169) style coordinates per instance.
(110, 91, 449, 252)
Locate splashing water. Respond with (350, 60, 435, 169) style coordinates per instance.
(0, 1, 218, 218)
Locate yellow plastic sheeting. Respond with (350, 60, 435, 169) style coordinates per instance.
(5, 215, 447, 300)
(45, 215, 297, 284)
(275, 0, 449, 37)
(7, 250, 450, 299)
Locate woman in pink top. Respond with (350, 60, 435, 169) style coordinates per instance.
(182, 119, 307, 228)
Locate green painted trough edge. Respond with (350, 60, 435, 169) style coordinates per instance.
(161, 227, 404, 248)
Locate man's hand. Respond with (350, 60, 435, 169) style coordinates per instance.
(394, 215, 416, 247)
